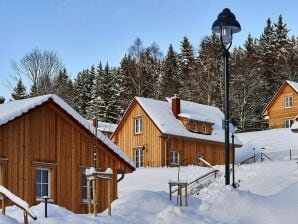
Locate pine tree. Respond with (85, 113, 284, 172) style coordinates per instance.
(160, 44, 180, 99)
(52, 68, 74, 106)
(73, 68, 94, 118)
(178, 36, 196, 100)
(11, 79, 27, 100)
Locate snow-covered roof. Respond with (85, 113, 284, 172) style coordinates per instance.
(98, 121, 117, 133)
(286, 80, 298, 92)
(0, 94, 135, 169)
(135, 97, 242, 145)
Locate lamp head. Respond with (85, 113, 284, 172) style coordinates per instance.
(212, 8, 241, 48)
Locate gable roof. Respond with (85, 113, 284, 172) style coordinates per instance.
(262, 80, 298, 115)
(0, 94, 135, 169)
(134, 97, 241, 145)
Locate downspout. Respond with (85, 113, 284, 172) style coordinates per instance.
(117, 173, 125, 183)
(164, 135, 171, 166)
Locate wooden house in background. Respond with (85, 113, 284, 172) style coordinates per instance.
(0, 94, 135, 213)
(111, 96, 242, 168)
(262, 80, 298, 128)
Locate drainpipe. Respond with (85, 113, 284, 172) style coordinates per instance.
(117, 173, 125, 183)
(164, 135, 171, 166)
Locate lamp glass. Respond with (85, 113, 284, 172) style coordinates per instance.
(221, 26, 232, 46)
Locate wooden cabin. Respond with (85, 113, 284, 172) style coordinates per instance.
(262, 80, 298, 129)
(0, 94, 135, 214)
(111, 96, 242, 167)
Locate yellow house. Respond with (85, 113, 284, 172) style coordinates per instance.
(111, 96, 242, 167)
(262, 80, 298, 128)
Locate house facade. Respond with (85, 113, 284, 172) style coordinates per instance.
(111, 96, 242, 167)
(0, 95, 135, 213)
(262, 80, 298, 128)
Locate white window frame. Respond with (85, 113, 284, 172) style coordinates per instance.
(36, 168, 51, 200)
(284, 94, 293, 108)
(193, 123, 198, 132)
(170, 150, 179, 165)
(134, 117, 143, 134)
(202, 125, 207, 134)
(134, 148, 144, 168)
(285, 119, 294, 128)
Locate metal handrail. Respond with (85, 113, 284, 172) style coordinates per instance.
(171, 169, 219, 194)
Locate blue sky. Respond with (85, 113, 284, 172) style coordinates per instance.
(1, 0, 298, 99)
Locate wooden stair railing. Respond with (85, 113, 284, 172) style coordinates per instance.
(0, 185, 37, 224)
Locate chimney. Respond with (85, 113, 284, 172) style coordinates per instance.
(172, 95, 180, 118)
(0, 96, 5, 104)
(92, 117, 98, 128)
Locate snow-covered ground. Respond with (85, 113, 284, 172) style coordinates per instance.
(3, 128, 298, 223)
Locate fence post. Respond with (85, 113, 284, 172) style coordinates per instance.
(290, 149, 292, 160)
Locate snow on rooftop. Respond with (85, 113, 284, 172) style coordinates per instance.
(136, 97, 241, 145)
(0, 94, 135, 169)
(98, 121, 117, 133)
(286, 80, 298, 92)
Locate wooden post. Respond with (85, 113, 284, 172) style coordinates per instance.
(179, 186, 182, 207)
(24, 211, 28, 224)
(169, 184, 172, 201)
(1, 194, 5, 215)
(185, 185, 188, 207)
(108, 179, 111, 216)
(92, 179, 97, 216)
(87, 179, 91, 214)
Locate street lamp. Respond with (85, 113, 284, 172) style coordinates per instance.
(211, 8, 241, 185)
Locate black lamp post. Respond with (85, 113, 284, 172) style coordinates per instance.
(211, 8, 241, 185)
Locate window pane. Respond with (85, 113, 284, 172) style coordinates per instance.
(36, 170, 41, 183)
(42, 170, 48, 184)
(82, 174, 87, 186)
(36, 183, 41, 198)
(42, 183, 48, 197)
(82, 186, 87, 200)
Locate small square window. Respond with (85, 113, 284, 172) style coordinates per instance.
(285, 119, 294, 128)
(193, 123, 198, 132)
(202, 125, 207, 134)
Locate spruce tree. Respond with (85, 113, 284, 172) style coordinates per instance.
(160, 44, 180, 99)
(11, 79, 27, 100)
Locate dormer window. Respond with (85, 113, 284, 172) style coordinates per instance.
(192, 123, 198, 132)
(284, 95, 293, 108)
(202, 125, 207, 134)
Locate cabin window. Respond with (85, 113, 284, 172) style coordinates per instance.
(284, 95, 293, 108)
(202, 125, 207, 134)
(82, 172, 93, 202)
(192, 123, 198, 132)
(170, 151, 179, 165)
(36, 168, 51, 199)
(82, 172, 87, 201)
(134, 117, 143, 134)
(285, 119, 294, 128)
(134, 148, 144, 168)
(197, 154, 204, 166)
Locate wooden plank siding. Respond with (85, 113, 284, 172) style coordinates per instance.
(266, 84, 298, 128)
(0, 101, 133, 214)
(113, 100, 233, 167)
(113, 102, 164, 167)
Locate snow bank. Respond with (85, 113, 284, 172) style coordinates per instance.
(0, 214, 18, 224)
